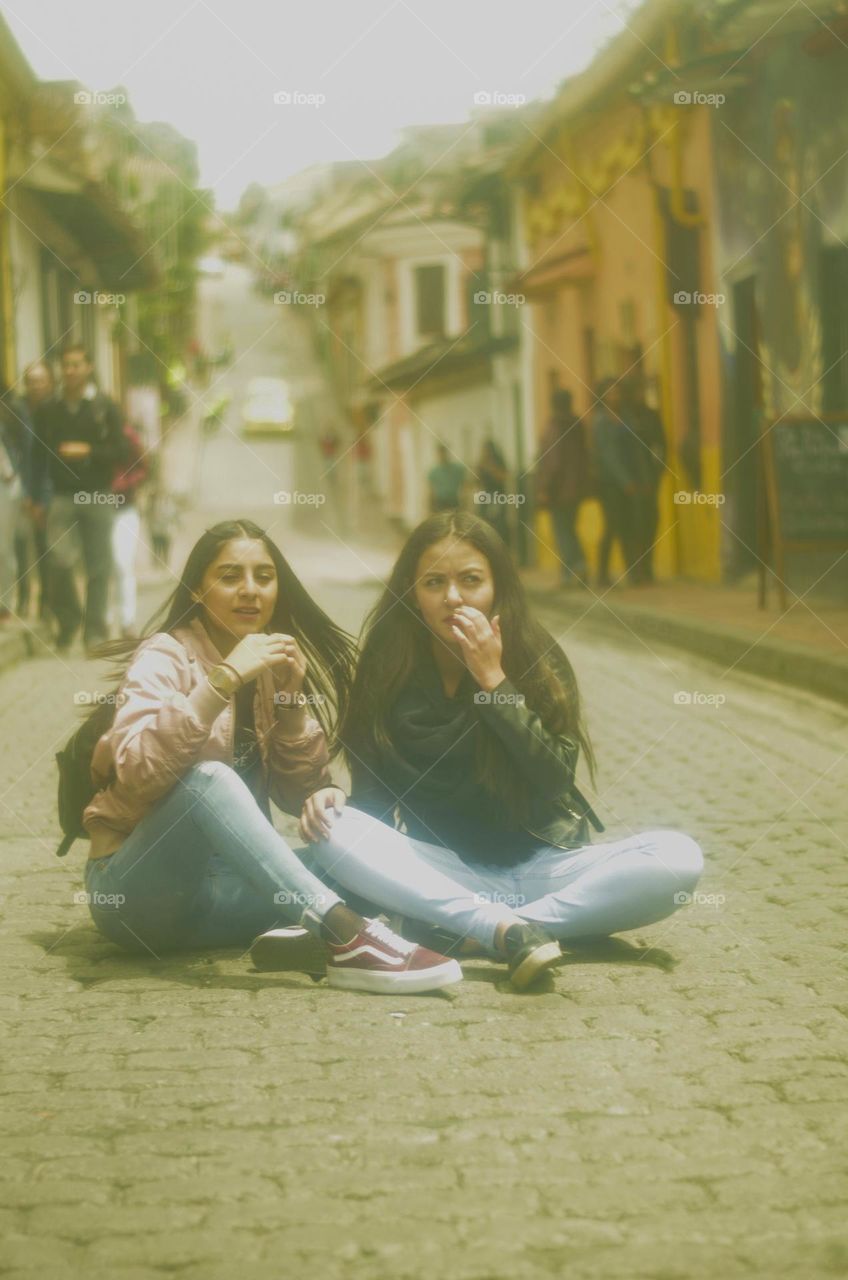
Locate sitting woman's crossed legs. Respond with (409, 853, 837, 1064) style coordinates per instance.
(306, 805, 704, 952)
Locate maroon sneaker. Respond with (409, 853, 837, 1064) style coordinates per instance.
(325, 918, 462, 994)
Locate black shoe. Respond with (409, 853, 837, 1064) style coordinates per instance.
(502, 923, 562, 991)
(387, 915, 485, 959)
(249, 926, 327, 979)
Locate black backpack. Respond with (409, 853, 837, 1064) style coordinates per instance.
(55, 699, 118, 856)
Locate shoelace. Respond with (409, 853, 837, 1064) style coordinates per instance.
(365, 918, 417, 956)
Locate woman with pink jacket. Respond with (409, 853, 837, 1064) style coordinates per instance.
(81, 517, 460, 995)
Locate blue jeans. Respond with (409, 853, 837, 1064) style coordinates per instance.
(46, 494, 115, 642)
(307, 807, 704, 951)
(83, 761, 342, 956)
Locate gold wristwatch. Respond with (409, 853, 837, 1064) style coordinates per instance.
(207, 663, 243, 700)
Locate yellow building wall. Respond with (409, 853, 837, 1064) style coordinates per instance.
(525, 100, 723, 582)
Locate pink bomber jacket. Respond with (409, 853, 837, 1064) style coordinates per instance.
(82, 617, 332, 859)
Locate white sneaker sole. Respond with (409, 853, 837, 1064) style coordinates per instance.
(327, 957, 463, 995)
(509, 941, 562, 991)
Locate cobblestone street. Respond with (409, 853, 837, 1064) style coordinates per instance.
(1, 549, 846, 1280)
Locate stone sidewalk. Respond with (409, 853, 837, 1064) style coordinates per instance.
(1, 571, 847, 1279)
(522, 572, 848, 708)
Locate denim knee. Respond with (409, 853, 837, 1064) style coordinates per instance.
(320, 805, 378, 849)
(646, 830, 703, 890)
(179, 760, 244, 798)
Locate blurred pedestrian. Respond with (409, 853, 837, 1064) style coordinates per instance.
(427, 443, 466, 513)
(474, 438, 510, 544)
(593, 379, 641, 587)
(0, 385, 24, 622)
(354, 428, 374, 497)
(535, 389, 590, 588)
(13, 361, 55, 620)
(622, 378, 667, 584)
(318, 423, 341, 467)
(146, 483, 179, 569)
(30, 344, 128, 654)
(111, 422, 149, 637)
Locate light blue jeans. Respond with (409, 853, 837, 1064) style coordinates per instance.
(307, 806, 704, 952)
(83, 761, 343, 956)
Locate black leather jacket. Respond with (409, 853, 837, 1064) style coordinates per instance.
(468, 674, 604, 851)
(348, 657, 604, 865)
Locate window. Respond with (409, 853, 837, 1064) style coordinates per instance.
(415, 264, 446, 338)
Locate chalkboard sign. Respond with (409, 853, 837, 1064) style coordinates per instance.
(769, 418, 848, 540)
(759, 416, 848, 608)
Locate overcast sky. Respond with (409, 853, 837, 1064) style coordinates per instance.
(3, 0, 641, 212)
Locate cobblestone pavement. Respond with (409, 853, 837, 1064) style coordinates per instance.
(1, 558, 847, 1280)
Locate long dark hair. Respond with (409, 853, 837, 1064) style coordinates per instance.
(93, 518, 357, 752)
(340, 511, 595, 822)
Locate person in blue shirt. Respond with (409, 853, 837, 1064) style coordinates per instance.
(427, 443, 466, 512)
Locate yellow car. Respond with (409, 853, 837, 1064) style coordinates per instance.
(241, 377, 295, 436)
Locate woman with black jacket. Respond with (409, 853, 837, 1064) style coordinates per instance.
(256, 511, 703, 991)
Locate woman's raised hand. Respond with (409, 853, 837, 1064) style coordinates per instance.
(450, 607, 506, 692)
(223, 632, 305, 688)
(270, 635, 307, 698)
(299, 786, 346, 842)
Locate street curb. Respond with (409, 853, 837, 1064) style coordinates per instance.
(526, 587, 848, 708)
(0, 621, 54, 676)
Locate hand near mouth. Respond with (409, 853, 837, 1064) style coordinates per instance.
(217, 631, 305, 689)
(268, 633, 307, 698)
(449, 607, 505, 691)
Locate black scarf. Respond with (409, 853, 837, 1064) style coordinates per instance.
(387, 658, 480, 807)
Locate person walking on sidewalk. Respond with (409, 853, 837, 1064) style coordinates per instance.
(535, 388, 590, 588)
(145, 481, 179, 569)
(593, 378, 642, 587)
(110, 421, 148, 637)
(0, 384, 24, 623)
(79, 517, 460, 995)
(428, 443, 466, 513)
(30, 344, 128, 654)
(258, 511, 703, 991)
(474, 438, 510, 545)
(13, 362, 55, 621)
(622, 377, 667, 584)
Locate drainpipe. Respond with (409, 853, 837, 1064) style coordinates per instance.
(645, 14, 706, 575)
(651, 189, 682, 574)
(0, 116, 16, 387)
(665, 19, 703, 231)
